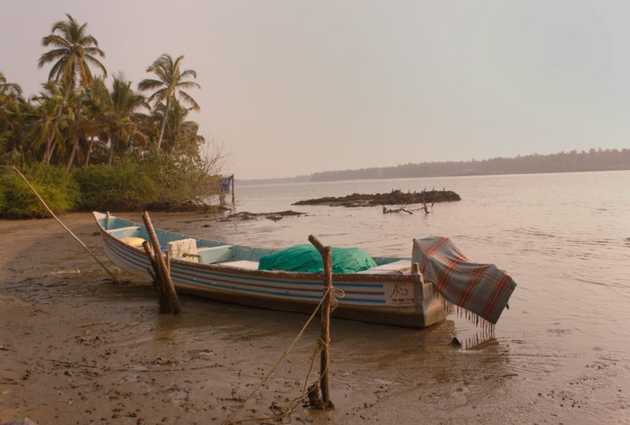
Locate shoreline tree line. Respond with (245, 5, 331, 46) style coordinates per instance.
(239, 148, 630, 185)
(0, 14, 221, 218)
(308, 149, 630, 182)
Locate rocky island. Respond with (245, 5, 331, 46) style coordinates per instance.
(292, 189, 461, 207)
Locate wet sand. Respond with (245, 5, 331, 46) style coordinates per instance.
(1, 213, 628, 424)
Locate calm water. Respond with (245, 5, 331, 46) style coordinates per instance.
(183, 171, 630, 422)
(206, 171, 630, 354)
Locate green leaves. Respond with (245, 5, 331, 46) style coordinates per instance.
(39, 14, 106, 87)
(138, 54, 201, 150)
(3, 16, 211, 180)
(0, 164, 79, 219)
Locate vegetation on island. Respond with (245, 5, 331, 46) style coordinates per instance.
(293, 189, 461, 208)
(0, 14, 221, 219)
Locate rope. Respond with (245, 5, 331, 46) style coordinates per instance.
(226, 345, 328, 425)
(330, 287, 345, 311)
(224, 286, 343, 425)
(11, 166, 119, 283)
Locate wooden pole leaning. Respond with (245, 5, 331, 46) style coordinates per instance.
(12, 166, 119, 283)
(142, 211, 181, 314)
(308, 235, 335, 410)
(142, 241, 169, 313)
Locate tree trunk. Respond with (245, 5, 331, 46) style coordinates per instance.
(47, 142, 57, 164)
(66, 136, 79, 171)
(43, 131, 55, 165)
(108, 137, 115, 166)
(43, 133, 55, 164)
(156, 98, 171, 151)
(84, 137, 94, 166)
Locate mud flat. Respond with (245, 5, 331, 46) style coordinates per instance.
(1, 213, 628, 424)
(292, 189, 461, 207)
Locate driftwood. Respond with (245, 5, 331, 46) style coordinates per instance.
(382, 206, 414, 215)
(218, 210, 306, 222)
(293, 189, 461, 208)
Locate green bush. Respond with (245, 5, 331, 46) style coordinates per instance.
(0, 154, 220, 218)
(141, 153, 217, 207)
(0, 165, 79, 219)
(74, 160, 159, 211)
(0, 182, 6, 213)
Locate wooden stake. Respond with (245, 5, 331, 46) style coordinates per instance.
(231, 174, 236, 206)
(11, 166, 119, 283)
(308, 235, 335, 410)
(142, 241, 169, 313)
(142, 211, 181, 314)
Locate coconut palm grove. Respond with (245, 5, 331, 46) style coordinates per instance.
(0, 14, 220, 218)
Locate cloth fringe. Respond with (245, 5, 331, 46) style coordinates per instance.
(435, 290, 496, 335)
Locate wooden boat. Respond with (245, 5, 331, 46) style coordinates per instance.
(93, 212, 447, 328)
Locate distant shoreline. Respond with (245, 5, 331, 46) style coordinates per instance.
(239, 165, 630, 186)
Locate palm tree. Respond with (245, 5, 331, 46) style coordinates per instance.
(106, 76, 148, 164)
(0, 72, 22, 97)
(31, 81, 71, 164)
(37, 14, 107, 88)
(152, 100, 204, 156)
(38, 14, 107, 169)
(138, 54, 200, 150)
(87, 76, 147, 164)
(0, 73, 29, 160)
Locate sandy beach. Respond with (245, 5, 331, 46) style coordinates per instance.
(1, 212, 628, 425)
(4, 3, 630, 423)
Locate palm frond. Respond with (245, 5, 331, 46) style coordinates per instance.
(85, 55, 107, 77)
(47, 58, 65, 81)
(180, 69, 197, 79)
(178, 90, 200, 110)
(138, 78, 164, 91)
(176, 81, 201, 90)
(80, 35, 100, 48)
(50, 18, 70, 35)
(172, 55, 185, 71)
(84, 46, 105, 58)
(41, 34, 71, 48)
(37, 48, 69, 68)
(146, 89, 167, 105)
(77, 22, 88, 37)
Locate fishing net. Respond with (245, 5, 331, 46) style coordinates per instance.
(258, 244, 376, 274)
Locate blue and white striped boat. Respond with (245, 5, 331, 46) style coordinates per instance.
(93, 212, 447, 328)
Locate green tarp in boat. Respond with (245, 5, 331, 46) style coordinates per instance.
(258, 244, 377, 274)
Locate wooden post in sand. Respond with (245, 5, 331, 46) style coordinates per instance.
(231, 174, 236, 206)
(142, 241, 169, 313)
(308, 235, 335, 410)
(142, 211, 181, 314)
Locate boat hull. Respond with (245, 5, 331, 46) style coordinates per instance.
(95, 212, 447, 328)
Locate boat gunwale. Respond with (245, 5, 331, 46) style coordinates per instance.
(93, 212, 417, 284)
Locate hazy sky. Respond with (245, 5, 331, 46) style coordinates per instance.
(1, 1, 629, 178)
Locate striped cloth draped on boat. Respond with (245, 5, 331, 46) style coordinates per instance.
(412, 237, 517, 324)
